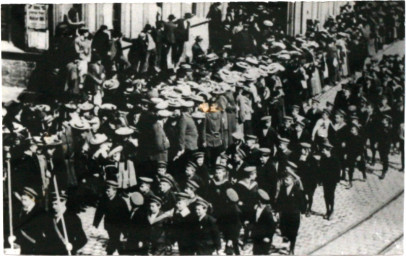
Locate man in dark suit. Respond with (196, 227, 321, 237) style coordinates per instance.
(42, 191, 87, 255)
(319, 141, 341, 220)
(163, 14, 178, 69)
(174, 13, 193, 65)
(251, 189, 276, 255)
(91, 25, 110, 62)
(84, 54, 105, 93)
(256, 148, 278, 205)
(192, 36, 205, 64)
(92, 180, 130, 254)
(170, 192, 194, 255)
(305, 98, 322, 132)
(257, 116, 278, 154)
(290, 120, 311, 152)
(206, 2, 223, 52)
(191, 198, 221, 255)
(14, 187, 46, 255)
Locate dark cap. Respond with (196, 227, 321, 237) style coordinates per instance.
(106, 180, 119, 188)
(278, 136, 290, 143)
(193, 151, 205, 159)
(335, 109, 346, 117)
(186, 180, 200, 190)
(175, 192, 192, 201)
(139, 176, 153, 184)
(195, 197, 210, 208)
(23, 187, 38, 199)
(50, 190, 68, 201)
(243, 166, 257, 173)
(160, 176, 175, 187)
(149, 195, 163, 205)
(246, 134, 258, 141)
(186, 161, 198, 170)
(157, 161, 167, 169)
(259, 148, 271, 156)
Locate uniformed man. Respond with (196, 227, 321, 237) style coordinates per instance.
(319, 141, 341, 220)
(14, 187, 46, 255)
(157, 176, 177, 212)
(191, 198, 222, 255)
(138, 176, 155, 200)
(42, 191, 87, 255)
(377, 115, 392, 179)
(92, 180, 130, 254)
(125, 192, 147, 254)
(222, 188, 242, 255)
(251, 189, 276, 255)
(256, 148, 278, 205)
(170, 192, 194, 255)
(294, 142, 319, 216)
(257, 116, 278, 153)
(346, 124, 366, 188)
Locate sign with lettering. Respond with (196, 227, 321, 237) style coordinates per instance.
(26, 4, 48, 30)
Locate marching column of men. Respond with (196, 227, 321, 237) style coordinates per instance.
(3, 1, 404, 255)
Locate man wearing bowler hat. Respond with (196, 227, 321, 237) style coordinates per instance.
(174, 13, 194, 65)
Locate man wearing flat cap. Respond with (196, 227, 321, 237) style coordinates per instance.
(257, 116, 278, 153)
(169, 192, 194, 255)
(319, 141, 341, 220)
(92, 180, 130, 254)
(252, 189, 276, 255)
(256, 148, 278, 206)
(376, 115, 392, 180)
(14, 187, 46, 254)
(191, 198, 222, 255)
(42, 191, 87, 255)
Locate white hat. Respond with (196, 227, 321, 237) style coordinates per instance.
(103, 79, 120, 90)
(108, 146, 123, 158)
(115, 127, 135, 136)
(100, 103, 117, 110)
(246, 57, 259, 65)
(157, 110, 172, 117)
(263, 20, 273, 27)
(79, 102, 94, 112)
(90, 133, 108, 145)
(69, 117, 90, 130)
(151, 98, 164, 104)
(155, 101, 169, 110)
(182, 101, 194, 108)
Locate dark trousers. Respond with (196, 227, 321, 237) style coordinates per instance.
(207, 146, 223, 169)
(195, 245, 215, 255)
(279, 212, 300, 253)
(106, 228, 122, 254)
(378, 145, 390, 174)
(347, 156, 366, 183)
(323, 182, 337, 215)
(173, 41, 185, 65)
(304, 183, 317, 212)
(253, 240, 271, 255)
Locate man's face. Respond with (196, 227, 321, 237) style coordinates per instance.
(246, 139, 255, 148)
(250, 171, 257, 181)
(295, 124, 303, 132)
(195, 205, 206, 217)
(264, 120, 272, 128)
(196, 157, 204, 166)
(139, 183, 150, 193)
(185, 166, 195, 178)
(160, 182, 171, 193)
(29, 144, 38, 153)
(176, 200, 187, 211)
(157, 168, 166, 176)
(21, 195, 35, 211)
(259, 155, 269, 165)
(214, 169, 226, 181)
(284, 175, 294, 186)
(350, 127, 358, 136)
(106, 186, 117, 200)
(184, 187, 194, 197)
(335, 114, 343, 123)
(52, 200, 66, 215)
(150, 202, 160, 214)
(284, 120, 292, 127)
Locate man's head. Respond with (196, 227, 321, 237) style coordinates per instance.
(21, 187, 37, 212)
(185, 161, 197, 178)
(149, 196, 162, 214)
(51, 191, 68, 216)
(157, 161, 167, 176)
(105, 180, 118, 200)
(214, 165, 227, 181)
(259, 148, 271, 165)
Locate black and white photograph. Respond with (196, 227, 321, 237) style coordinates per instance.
(1, 1, 405, 255)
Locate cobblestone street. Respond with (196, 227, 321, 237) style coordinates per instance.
(75, 40, 405, 255)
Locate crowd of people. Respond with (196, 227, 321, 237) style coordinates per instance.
(3, 1, 405, 255)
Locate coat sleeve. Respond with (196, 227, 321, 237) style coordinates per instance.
(210, 218, 222, 251)
(71, 215, 88, 252)
(93, 200, 105, 228)
(178, 117, 186, 150)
